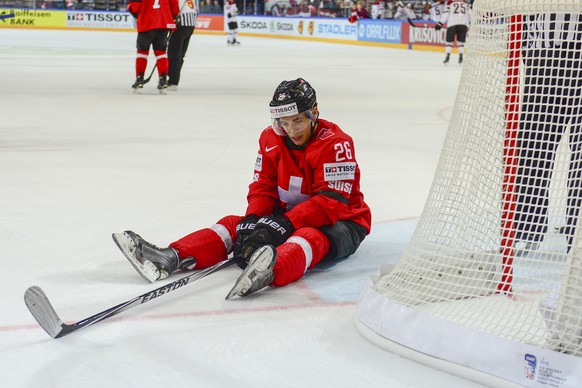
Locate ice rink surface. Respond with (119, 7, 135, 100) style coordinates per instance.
(0, 29, 485, 387)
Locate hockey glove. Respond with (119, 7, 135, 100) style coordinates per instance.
(434, 22, 443, 31)
(240, 214, 294, 262)
(127, 0, 141, 18)
(232, 214, 260, 268)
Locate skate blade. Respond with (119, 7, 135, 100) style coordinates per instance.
(158, 88, 167, 95)
(112, 232, 160, 282)
(225, 245, 273, 300)
(133, 87, 143, 94)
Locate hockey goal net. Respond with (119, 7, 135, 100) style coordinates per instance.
(357, 1, 582, 386)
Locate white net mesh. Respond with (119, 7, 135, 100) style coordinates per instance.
(372, 0, 582, 356)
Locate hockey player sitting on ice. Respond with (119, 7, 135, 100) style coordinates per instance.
(435, 0, 471, 65)
(113, 78, 372, 299)
(127, 0, 178, 94)
(225, 0, 240, 45)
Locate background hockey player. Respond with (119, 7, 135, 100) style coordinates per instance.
(429, 0, 445, 22)
(435, 0, 471, 64)
(113, 78, 371, 299)
(225, 0, 240, 45)
(421, 1, 430, 20)
(393, 2, 415, 21)
(515, 13, 582, 253)
(167, 0, 198, 91)
(127, 0, 179, 94)
(348, 1, 369, 23)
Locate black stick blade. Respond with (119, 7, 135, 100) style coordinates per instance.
(24, 286, 64, 338)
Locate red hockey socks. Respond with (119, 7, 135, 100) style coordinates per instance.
(135, 49, 148, 76)
(154, 49, 169, 75)
(273, 227, 330, 287)
(170, 228, 229, 269)
(169, 216, 241, 269)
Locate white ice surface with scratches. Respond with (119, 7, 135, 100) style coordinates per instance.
(0, 29, 485, 387)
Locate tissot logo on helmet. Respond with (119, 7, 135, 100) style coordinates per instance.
(270, 102, 299, 119)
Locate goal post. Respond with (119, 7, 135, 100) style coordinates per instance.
(357, 1, 582, 386)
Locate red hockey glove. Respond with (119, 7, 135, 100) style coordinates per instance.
(348, 15, 357, 23)
(240, 214, 294, 262)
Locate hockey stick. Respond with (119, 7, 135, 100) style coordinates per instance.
(0, 12, 15, 20)
(407, 18, 419, 27)
(24, 258, 237, 338)
(407, 18, 440, 29)
(142, 64, 158, 85)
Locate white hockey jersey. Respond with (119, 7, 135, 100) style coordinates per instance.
(440, 0, 471, 28)
(429, 1, 444, 22)
(393, 4, 416, 20)
(225, 1, 238, 24)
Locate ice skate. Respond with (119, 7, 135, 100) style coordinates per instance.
(443, 53, 450, 65)
(132, 73, 144, 94)
(225, 245, 276, 299)
(515, 240, 541, 257)
(458, 54, 463, 64)
(112, 231, 196, 282)
(167, 84, 178, 92)
(157, 73, 168, 95)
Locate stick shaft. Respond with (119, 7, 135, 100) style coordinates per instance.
(25, 258, 237, 338)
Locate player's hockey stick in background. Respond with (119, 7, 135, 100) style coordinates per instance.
(407, 18, 440, 29)
(24, 258, 238, 338)
(142, 64, 158, 85)
(0, 12, 15, 20)
(407, 18, 419, 27)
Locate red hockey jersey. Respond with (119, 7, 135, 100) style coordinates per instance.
(129, 0, 178, 32)
(246, 118, 372, 233)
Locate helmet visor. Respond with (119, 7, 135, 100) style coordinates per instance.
(270, 103, 315, 136)
(272, 112, 313, 140)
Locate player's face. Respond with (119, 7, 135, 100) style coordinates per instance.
(278, 112, 313, 146)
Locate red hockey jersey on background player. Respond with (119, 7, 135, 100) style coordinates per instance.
(246, 118, 371, 233)
(128, 0, 179, 32)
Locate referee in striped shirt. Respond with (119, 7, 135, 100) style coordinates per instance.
(167, 0, 198, 91)
(515, 13, 582, 251)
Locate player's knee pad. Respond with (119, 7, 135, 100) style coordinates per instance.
(272, 228, 330, 287)
(319, 220, 368, 262)
(286, 227, 330, 270)
(154, 49, 167, 59)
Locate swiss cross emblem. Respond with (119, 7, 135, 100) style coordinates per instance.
(278, 176, 309, 210)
